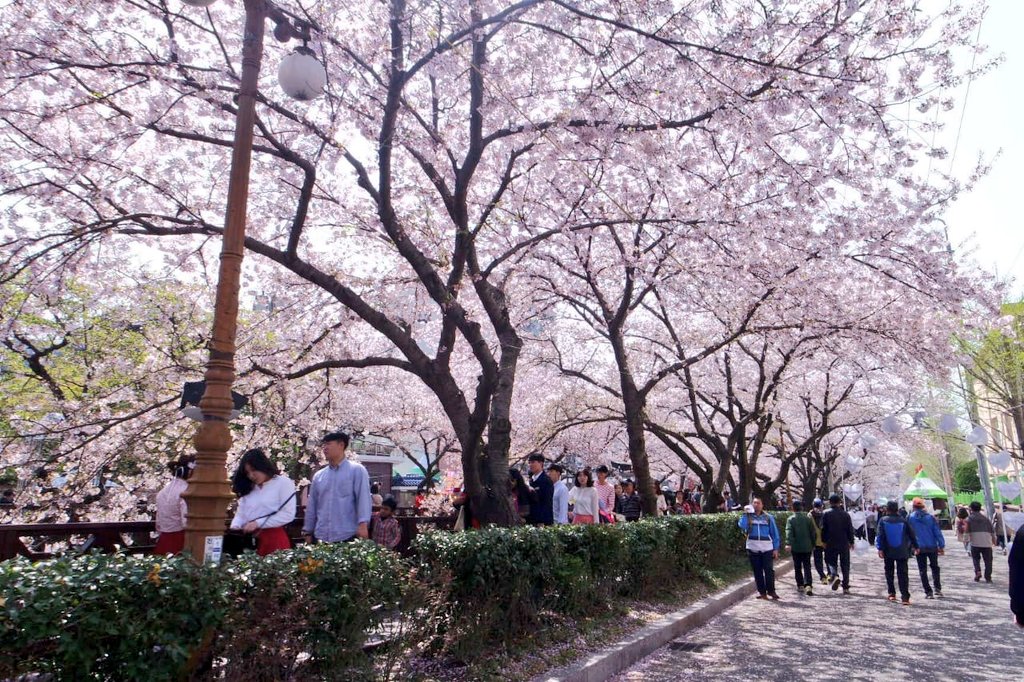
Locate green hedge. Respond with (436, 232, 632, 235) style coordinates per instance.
(1, 513, 785, 678)
(0, 543, 404, 681)
(413, 512, 781, 659)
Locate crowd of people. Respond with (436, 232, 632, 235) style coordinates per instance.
(739, 493, 1023, 627)
(149, 445, 1024, 627)
(154, 431, 404, 557)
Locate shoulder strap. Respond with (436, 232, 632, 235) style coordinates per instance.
(254, 490, 297, 530)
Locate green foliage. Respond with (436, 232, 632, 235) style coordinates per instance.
(0, 542, 404, 681)
(215, 542, 405, 679)
(414, 513, 769, 661)
(0, 553, 227, 680)
(953, 459, 981, 493)
(1, 516, 781, 677)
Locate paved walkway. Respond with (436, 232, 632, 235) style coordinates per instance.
(614, 534, 1023, 681)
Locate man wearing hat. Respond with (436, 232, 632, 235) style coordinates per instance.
(907, 497, 945, 598)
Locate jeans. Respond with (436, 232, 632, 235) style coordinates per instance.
(792, 552, 812, 587)
(748, 550, 776, 596)
(884, 556, 911, 600)
(813, 546, 826, 579)
(915, 550, 942, 594)
(824, 547, 851, 588)
(971, 546, 993, 580)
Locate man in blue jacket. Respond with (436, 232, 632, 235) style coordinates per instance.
(876, 500, 919, 605)
(907, 497, 945, 598)
(739, 497, 781, 600)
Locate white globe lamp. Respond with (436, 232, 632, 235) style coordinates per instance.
(278, 46, 326, 101)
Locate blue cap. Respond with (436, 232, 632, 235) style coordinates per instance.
(813, 498, 823, 507)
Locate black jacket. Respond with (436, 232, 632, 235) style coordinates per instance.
(1010, 528, 1024, 623)
(820, 506, 855, 549)
(527, 471, 554, 525)
(620, 493, 642, 521)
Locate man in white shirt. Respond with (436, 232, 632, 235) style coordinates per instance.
(548, 464, 569, 524)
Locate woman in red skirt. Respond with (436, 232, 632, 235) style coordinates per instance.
(153, 455, 194, 555)
(229, 449, 296, 556)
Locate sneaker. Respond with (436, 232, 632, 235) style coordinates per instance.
(902, 598, 911, 606)
(935, 591, 944, 598)
(821, 575, 831, 585)
(831, 575, 841, 591)
(805, 585, 813, 596)
(768, 592, 781, 601)
(975, 573, 981, 582)
(887, 594, 897, 602)
(985, 577, 992, 583)
(755, 594, 769, 600)
(842, 587, 850, 595)
(925, 593, 934, 599)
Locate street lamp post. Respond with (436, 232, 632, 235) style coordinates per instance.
(181, 0, 325, 564)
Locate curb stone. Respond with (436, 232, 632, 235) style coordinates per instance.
(536, 559, 795, 682)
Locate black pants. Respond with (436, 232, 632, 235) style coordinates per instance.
(884, 556, 911, 600)
(971, 546, 993, 579)
(915, 550, 941, 594)
(824, 547, 851, 588)
(867, 527, 876, 545)
(792, 552, 812, 587)
(813, 546, 826, 579)
(748, 550, 776, 596)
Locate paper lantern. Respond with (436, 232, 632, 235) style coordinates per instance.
(844, 455, 864, 475)
(1003, 512, 1024, 532)
(842, 482, 863, 500)
(850, 511, 867, 529)
(996, 481, 1022, 500)
(880, 416, 903, 435)
(857, 433, 879, 451)
(988, 450, 1012, 470)
(965, 425, 988, 447)
(937, 413, 960, 433)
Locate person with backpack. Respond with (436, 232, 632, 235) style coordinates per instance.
(785, 500, 817, 596)
(876, 500, 919, 605)
(906, 497, 945, 598)
(738, 497, 781, 600)
(810, 498, 827, 585)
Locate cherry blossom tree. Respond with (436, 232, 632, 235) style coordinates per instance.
(0, 0, 998, 525)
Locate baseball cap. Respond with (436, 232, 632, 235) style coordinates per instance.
(911, 497, 925, 508)
(813, 498, 823, 508)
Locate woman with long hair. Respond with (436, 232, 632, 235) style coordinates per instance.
(509, 468, 531, 521)
(153, 454, 194, 555)
(570, 468, 600, 524)
(229, 448, 296, 556)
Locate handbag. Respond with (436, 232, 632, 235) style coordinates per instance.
(226, 490, 297, 556)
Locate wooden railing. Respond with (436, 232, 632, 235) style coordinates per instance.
(0, 513, 456, 562)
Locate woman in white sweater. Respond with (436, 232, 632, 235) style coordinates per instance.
(570, 468, 600, 524)
(229, 448, 296, 556)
